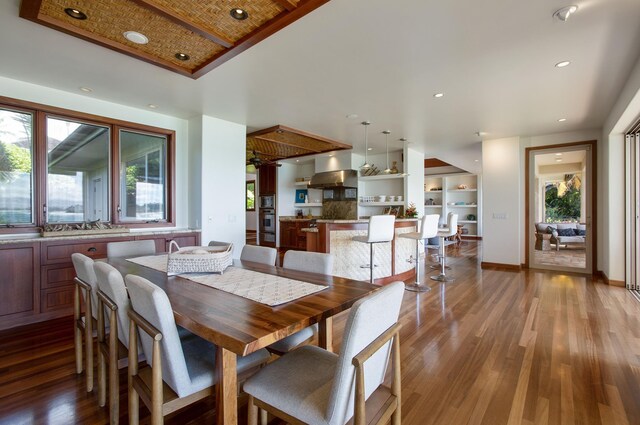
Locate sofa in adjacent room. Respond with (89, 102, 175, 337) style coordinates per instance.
(535, 222, 586, 251)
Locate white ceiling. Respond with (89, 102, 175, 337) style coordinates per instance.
(1, 0, 640, 172)
(536, 150, 586, 166)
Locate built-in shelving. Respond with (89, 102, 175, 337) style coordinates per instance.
(359, 174, 406, 181)
(359, 202, 404, 207)
(294, 180, 311, 186)
(447, 204, 477, 208)
(424, 174, 481, 238)
(294, 202, 322, 207)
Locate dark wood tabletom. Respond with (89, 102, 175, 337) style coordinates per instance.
(105, 256, 380, 425)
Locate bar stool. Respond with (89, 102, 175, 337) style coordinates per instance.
(352, 215, 396, 284)
(399, 214, 440, 292)
(430, 213, 458, 283)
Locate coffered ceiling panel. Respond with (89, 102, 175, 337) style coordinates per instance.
(20, 0, 329, 78)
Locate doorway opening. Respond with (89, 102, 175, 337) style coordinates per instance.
(526, 141, 596, 274)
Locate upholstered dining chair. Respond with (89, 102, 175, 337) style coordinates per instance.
(125, 274, 271, 425)
(71, 252, 99, 393)
(240, 244, 278, 266)
(245, 281, 404, 425)
(93, 262, 138, 424)
(266, 251, 334, 355)
(106, 240, 156, 258)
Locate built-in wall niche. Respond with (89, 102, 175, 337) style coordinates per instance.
(425, 174, 482, 238)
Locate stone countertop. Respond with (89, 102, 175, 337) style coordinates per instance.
(279, 216, 320, 222)
(317, 218, 418, 224)
(0, 228, 201, 245)
(300, 228, 319, 233)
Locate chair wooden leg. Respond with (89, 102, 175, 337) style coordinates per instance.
(108, 311, 119, 424)
(391, 333, 402, 425)
(259, 408, 268, 425)
(97, 298, 106, 407)
(151, 339, 163, 425)
(85, 292, 94, 392)
(247, 395, 258, 425)
(128, 321, 139, 425)
(74, 285, 83, 374)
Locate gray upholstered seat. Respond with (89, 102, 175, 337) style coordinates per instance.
(106, 239, 156, 258)
(240, 244, 278, 266)
(71, 253, 100, 392)
(267, 251, 334, 355)
(245, 281, 404, 425)
(125, 274, 270, 400)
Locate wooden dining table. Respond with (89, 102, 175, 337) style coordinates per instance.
(105, 256, 381, 425)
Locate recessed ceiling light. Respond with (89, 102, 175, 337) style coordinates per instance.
(123, 31, 149, 45)
(367, 147, 373, 151)
(148, 104, 158, 109)
(346, 114, 359, 119)
(433, 93, 444, 98)
(558, 118, 567, 122)
(79, 86, 92, 93)
(555, 61, 571, 68)
(175, 52, 190, 61)
(556, 158, 563, 162)
(474, 159, 479, 162)
(295, 159, 299, 162)
(64, 8, 87, 20)
(555, 153, 563, 156)
(230, 8, 248, 20)
(553, 5, 578, 22)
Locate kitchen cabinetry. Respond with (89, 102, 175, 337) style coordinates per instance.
(259, 165, 277, 195)
(425, 174, 481, 237)
(0, 230, 201, 331)
(279, 220, 310, 250)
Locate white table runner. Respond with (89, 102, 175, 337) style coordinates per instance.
(127, 255, 328, 306)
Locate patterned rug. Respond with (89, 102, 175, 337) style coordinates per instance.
(127, 255, 328, 306)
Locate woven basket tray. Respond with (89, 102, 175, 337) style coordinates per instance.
(166, 241, 233, 276)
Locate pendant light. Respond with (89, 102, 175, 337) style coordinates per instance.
(360, 121, 371, 169)
(382, 130, 391, 173)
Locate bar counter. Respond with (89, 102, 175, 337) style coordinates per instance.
(306, 219, 418, 284)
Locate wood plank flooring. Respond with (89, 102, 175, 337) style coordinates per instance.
(1, 241, 640, 424)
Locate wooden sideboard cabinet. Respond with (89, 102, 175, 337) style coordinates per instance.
(0, 230, 200, 331)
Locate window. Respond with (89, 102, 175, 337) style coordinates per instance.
(0, 97, 176, 233)
(119, 130, 167, 222)
(0, 108, 33, 226)
(46, 116, 110, 223)
(246, 180, 255, 211)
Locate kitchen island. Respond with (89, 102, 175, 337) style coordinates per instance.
(305, 219, 418, 285)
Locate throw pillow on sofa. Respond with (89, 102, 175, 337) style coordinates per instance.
(546, 226, 556, 234)
(575, 228, 586, 236)
(557, 228, 575, 236)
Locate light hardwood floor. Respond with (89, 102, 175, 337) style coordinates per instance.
(1, 241, 639, 424)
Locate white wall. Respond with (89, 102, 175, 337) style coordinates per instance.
(601, 54, 640, 282)
(0, 75, 190, 230)
(481, 138, 521, 265)
(246, 173, 257, 231)
(404, 146, 425, 217)
(191, 115, 246, 257)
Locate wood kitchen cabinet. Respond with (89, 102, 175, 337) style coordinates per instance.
(0, 230, 201, 331)
(259, 164, 277, 195)
(279, 221, 309, 250)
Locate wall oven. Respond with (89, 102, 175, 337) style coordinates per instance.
(260, 195, 275, 209)
(260, 209, 275, 233)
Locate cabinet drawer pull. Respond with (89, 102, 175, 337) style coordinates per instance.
(87, 247, 97, 252)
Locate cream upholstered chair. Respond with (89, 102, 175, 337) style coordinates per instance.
(106, 240, 156, 258)
(430, 213, 458, 283)
(240, 244, 278, 266)
(94, 262, 138, 424)
(245, 281, 404, 425)
(71, 253, 99, 393)
(399, 214, 440, 292)
(125, 274, 270, 425)
(267, 251, 334, 355)
(352, 215, 396, 284)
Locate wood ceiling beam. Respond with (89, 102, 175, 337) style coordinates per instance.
(248, 125, 352, 150)
(272, 0, 298, 11)
(254, 135, 322, 153)
(129, 0, 234, 48)
(424, 158, 452, 168)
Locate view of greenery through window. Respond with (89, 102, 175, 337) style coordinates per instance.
(545, 174, 582, 223)
(0, 109, 33, 224)
(246, 181, 255, 210)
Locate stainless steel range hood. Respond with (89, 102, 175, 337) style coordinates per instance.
(308, 169, 358, 188)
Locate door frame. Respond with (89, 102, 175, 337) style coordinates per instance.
(524, 140, 597, 274)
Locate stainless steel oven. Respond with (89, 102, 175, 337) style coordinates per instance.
(260, 195, 275, 209)
(260, 209, 275, 233)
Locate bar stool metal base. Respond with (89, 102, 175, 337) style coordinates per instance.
(430, 274, 454, 282)
(430, 264, 451, 270)
(405, 282, 431, 292)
